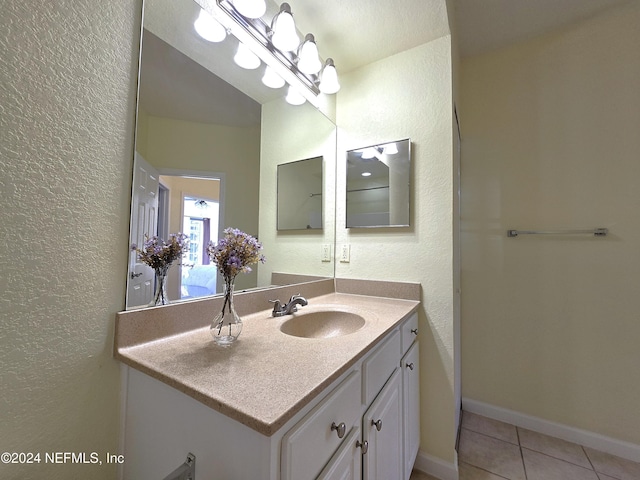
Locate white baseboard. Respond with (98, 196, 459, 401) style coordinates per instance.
(413, 450, 458, 480)
(462, 397, 640, 463)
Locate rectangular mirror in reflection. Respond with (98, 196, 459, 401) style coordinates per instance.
(346, 139, 411, 228)
(277, 156, 323, 230)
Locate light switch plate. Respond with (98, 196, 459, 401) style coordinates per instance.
(340, 244, 350, 263)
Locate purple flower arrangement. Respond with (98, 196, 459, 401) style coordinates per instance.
(207, 228, 265, 282)
(131, 233, 189, 271)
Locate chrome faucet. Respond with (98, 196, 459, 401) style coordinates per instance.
(270, 294, 308, 317)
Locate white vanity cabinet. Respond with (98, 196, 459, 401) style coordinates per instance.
(120, 309, 420, 480)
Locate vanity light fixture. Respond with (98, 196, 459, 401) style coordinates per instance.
(285, 86, 306, 106)
(194, 8, 227, 43)
(206, 1, 340, 107)
(270, 3, 300, 52)
(234, 41, 261, 69)
(319, 58, 340, 94)
(262, 66, 285, 89)
(361, 148, 377, 159)
(297, 34, 322, 75)
(231, 0, 266, 19)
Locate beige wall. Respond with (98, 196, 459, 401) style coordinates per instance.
(336, 37, 457, 463)
(0, 1, 140, 479)
(460, 1, 640, 444)
(141, 115, 261, 291)
(258, 97, 337, 285)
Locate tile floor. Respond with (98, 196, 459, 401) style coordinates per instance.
(409, 411, 640, 480)
(455, 411, 640, 480)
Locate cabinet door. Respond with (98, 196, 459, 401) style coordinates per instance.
(317, 426, 362, 480)
(402, 341, 420, 480)
(363, 369, 403, 480)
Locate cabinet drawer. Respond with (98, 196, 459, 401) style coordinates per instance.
(281, 370, 362, 480)
(400, 312, 419, 355)
(362, 329, 401, 405)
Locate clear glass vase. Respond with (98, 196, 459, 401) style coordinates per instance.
(210, 279, 242, 346)
(151, 265, 169, 306)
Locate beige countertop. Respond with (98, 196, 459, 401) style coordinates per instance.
(115, 289, 419, 436)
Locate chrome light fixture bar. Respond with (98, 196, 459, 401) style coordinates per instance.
(210, 0, 334, 107)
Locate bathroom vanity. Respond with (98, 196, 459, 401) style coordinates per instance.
(115, 281, 420, 479)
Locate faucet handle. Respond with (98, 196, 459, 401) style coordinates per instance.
(269, 299, 284, 317)
(289, 293, 302, 303)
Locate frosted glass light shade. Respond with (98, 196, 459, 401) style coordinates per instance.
(383, 143, 398, 155)
(234, 42, 261, 69)
(262, 66, 285, 89)
(194, 9, 227, 43)
(285, 86, 306, 105)
(297, 34, 321, 75)
(232, 0, 266, 19)
(271, 4, 300, 52)
(319, 58, 340, 94)
(361, 148, 377, 159)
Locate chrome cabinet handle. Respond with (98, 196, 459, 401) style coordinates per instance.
(130, 272, 143, 279)
(356, 440, 369, 455)
(331, 422, 346, 439)
(411, 328, 418, 335)
(371, 419, 382, 431)
(406, 362, 415, 370)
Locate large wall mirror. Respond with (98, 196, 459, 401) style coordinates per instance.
(126, 0, 337, 310)
(346, 139, 411, 228)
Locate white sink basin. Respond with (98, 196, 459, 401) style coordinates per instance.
(279, 308, 366, 339)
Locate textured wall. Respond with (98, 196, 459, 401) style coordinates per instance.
(0, 1, 140, 478)
(460, 1, 640, 445)
(336, 38, 456, 463)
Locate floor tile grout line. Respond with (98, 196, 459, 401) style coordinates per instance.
(460, 425, 520, 446)
(459, 461, 512, 480)
(519, 445, 597, 471)
(516, 426, 528, 480)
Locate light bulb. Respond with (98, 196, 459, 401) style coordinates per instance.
(262, 66, 285, 89)
(285, 86, 306, 106)
(194, 8, 226, 43)
(382, 143, 398, 155)
(232, 0, 266, 19)
(297, 34, 321, 75)
(361, 148, 377, 159)
(234, 42, 261, 70)
(271, 3, 300, 52)
(319, 58, 340, 94)
(361, 172, 372, 177)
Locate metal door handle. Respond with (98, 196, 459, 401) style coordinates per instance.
(331, 422, 346, 439)
(356, 440, 369, 455)
(406, 362, 415, 370)
(411, 328, 418, 335)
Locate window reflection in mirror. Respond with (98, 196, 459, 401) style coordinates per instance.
(346, 139, 411, 228)
(277, 156, 323, 230)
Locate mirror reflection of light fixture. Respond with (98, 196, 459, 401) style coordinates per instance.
(231, 0, 266, 19)
(194, 199, 209, 208)
(361, 148, 377, 159)
(234, 42, 261, 69)
(297, 34, 322, 75)
(382, 143, 398, 155)
(262, 66, 285, 89)
(194, 8, 227, 43)
(319, 58, 340, 94)
(271, 3, 300, 52)
(361, 172, 372, 177)
(285, 86, 306, 105)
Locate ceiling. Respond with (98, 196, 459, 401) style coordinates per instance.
(138, 0, 633, 127)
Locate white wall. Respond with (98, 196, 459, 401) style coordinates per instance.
(0, 1, 140, 478)
(336, 37, 457, 464)
(460, 1, 640, 445)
